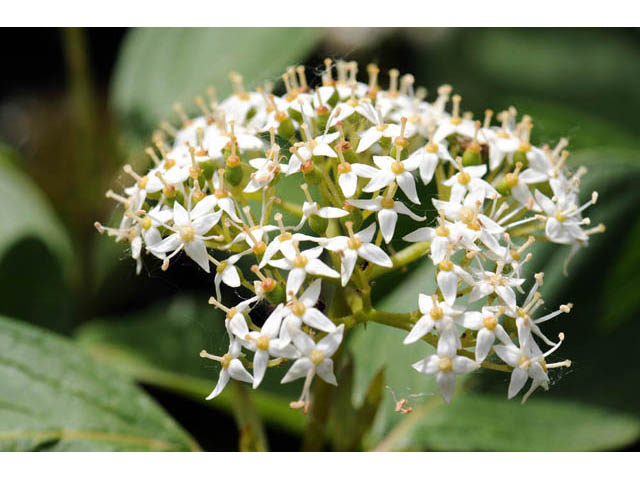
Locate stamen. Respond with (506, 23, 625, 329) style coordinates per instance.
(483, 109, 493, 130)
(161, 121, 177, 137)
(173, 103, 191, 127)
(300, 183, 314, 204)
(145, 147, 161, 166)
(296, 65, 308, 92)
(194, 96, 211, 117)
(367, 63, 379, 94)
(208, 296, 231, 313)
(323, 58, 333, 86)
(388, 68, 399, 96)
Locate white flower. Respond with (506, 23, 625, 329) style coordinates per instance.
(459, 306, 511, 362)
(335, 161, 378, 198)
(268, 245, 339, 298)
(259, 214, 322, 268)
(347, 191, 426, 244)
(280, 279, 336, 342)
(468, 262, 525, 311)
(535, 189, 595, 245)
(360, 155, 421, 204)
(412, 330, 479, 404)
(229, 304, 298, 388)
(295, 184, 349, 230)
(213, 252, 245, 301)
(443, 163, 497, 204)
(281, 324, 344, 410)
(201, 339, 253, 400)
(209, 170, 241, 221)
(295, 131, 339, 159)
(325, 222, 392, 286)
(404, 294, 466, 345)
(244, 155, 282, 193)
(149, 200, 222, 272)
(493, 334, 568, 403)
(407, 141, 453, 185)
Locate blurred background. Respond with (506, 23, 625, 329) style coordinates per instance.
(0, 27, 639, 452)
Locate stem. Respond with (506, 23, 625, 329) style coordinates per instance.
(368, 241, 430, 279)
(231, 382, 269, 451)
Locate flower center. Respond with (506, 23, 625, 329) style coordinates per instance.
(438, 357, 453, 372)
(425, 143, 439, 153)
(278, 232, 293, 242)
(256, 335, 270, 351)
(293, 254, 308, 268)
(438, 259, 453, 272)
(216, 261, 228, 274)
(291, 301, 306, 317)
(141, 217, 152, 230)
(460, 207, 475, 224)
(430, 305, 444, 320)
(390, 161, 405, 175)
(179, 225, 195, 242)
(347, 237, 362, 250)
(137, 176, 149, 189)
(435, 225, 450, 237)
(376, 124, 389, 132)
(221, 353, 232, 369)
(518, 355, 530, 369)
(519, 141, 531, 153)
(457, 171, 471, 185)
(310, 349, 325, 365)
(483, 316, 498, 330)
(337, 162, 352, 174)
(505, 172, 519, 188)
(214, 189, 228, 198)
(380, 198, 395, 209)
(555, 210, 566, 222)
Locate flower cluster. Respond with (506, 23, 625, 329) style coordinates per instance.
(97, 60, 604, 409)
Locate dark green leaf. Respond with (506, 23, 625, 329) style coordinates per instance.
(0, 315, 198, 451)
(0, 150, 73, 270)
(376, 395, 640, 452)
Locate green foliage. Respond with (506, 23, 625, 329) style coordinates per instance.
(0, 149, 75, 332)
(0, 149, 72, 269)
(111, 27, 323, 136)
(0, 315, 198, 451)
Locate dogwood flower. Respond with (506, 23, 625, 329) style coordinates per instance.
(325, 222, 392, 286)
(281, 324, 344, 411)
(201, 339, 253, 399)
(361, 154, 421, 204)
(148, 200, 223, 272)
(347, 186, 426, 243)
(280, 279, 336, 342)
(268, 245, 339, 298)
(412, 330, 479, 404)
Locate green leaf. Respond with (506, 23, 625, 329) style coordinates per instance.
(111, 27, 323, 135)
(0, 149, 73, 270)
(375, 395, 640, 452)
(75, 295, 305, 434)
(0, 315, 198, 451)
(599, 219, 640, 331)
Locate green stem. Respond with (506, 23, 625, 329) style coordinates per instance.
(368, 241, 431, 279)
(231, 382, 269, 451)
